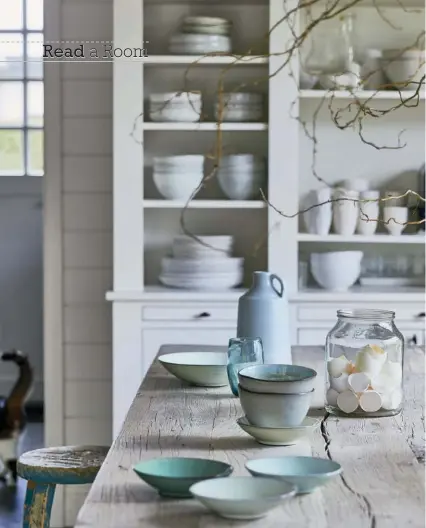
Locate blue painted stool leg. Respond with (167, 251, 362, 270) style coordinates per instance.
(23, 480, 56, 528)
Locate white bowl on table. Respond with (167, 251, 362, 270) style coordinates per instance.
(153, 171, 203, 200)
(238, 364, 317, 394)
(238, 385, 314, 428)
(310, 251, 363, 291)
(236, 416, 320, 446)
(158, 351, 228, 386)
(189, 476, 296, 520)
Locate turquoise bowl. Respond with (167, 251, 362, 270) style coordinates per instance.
(133, 457, 233, 498)
(245, 456, 342, 494)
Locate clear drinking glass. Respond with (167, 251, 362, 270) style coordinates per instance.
(325, 309, 404, 418)
(227, 337, 264, 396)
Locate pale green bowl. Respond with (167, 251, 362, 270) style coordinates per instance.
(133, 457, 233, 498)
(245, 456, 342, 494)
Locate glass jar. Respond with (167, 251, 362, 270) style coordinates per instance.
(227, 337, 264, 396)
(304, 13, 357, 75)
(325, 309, 404, 417)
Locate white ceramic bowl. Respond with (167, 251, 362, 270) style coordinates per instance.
(238, 385, 314, 428)
(310, 251, 363, 292)
(383, 206, 408, 235)
(220, 154, 264, 166)
(245, 457, 342, 494)
(153, 155, 205, 170)
(190, 477, 296, 520)
(237, 416, 320, 446)
(219, 92, 263, 104)
(238, 364, 317, 394)
(149, 92, 201, 104)
(382, 49, 425, 90)
(158, 352, 228, 386)
(217, 169, 265, 199)
(153, 171, 203, 200)
(215, 107, 263, 122)
(299, 70, 318, 89)
(149, 107, 201, 123)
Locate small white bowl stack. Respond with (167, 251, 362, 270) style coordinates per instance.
(159, 235, 244, 290)
(217, 155, 266, 200)
(148, 92, 202, 122)
(169, 16, 232, 55)
(215, 92, 264, 122)
(153, 155, 204, 201)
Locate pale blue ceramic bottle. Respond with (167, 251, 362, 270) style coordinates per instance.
(237, 271, 292, 365)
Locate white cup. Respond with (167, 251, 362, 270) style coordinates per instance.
(333, 188, 359, 236)
(383, 206, 408, 235)
(357, 191, 380, 235)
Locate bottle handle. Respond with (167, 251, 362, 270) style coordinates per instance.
(270, 274, 284, 297)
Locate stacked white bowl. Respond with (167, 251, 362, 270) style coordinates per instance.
(382, 49, 425, 91)
(159, 235, 244, 290)
(169, 16, 232, 55)
(148, 92, 202, 122)
(215, 92, 264, 122)
(217, 155, 266, 200)
(153, 155, 204, 201)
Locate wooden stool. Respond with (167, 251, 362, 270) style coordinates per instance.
(17, 445, 109, 528)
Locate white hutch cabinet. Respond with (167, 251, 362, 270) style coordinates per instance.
(110, 0, 425, 434)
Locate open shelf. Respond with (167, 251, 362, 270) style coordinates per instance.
(143, 122, 268, 131)
(297, 233, 426, 244)
(299, 90, 426, 101)
(143, 200, 266, 209)
(143, 55, 269, 65)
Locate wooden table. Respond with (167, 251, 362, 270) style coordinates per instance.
(76, 345, 425, 528)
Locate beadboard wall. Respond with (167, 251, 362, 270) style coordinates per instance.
(56, 0, 114, 525)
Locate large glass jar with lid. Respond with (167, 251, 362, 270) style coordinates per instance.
(325, 309, 404, 417)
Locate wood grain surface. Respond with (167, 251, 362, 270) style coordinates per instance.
(75, 345, 425, 528)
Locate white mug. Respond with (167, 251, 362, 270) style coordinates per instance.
(383, 206, 408, 235)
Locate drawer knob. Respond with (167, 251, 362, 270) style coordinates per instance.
(408, 334, 418, 346)
(194, 312, 211, 319)
(416, 312, 426, 318)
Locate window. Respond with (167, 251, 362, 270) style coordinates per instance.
(0, 0, 43, 176)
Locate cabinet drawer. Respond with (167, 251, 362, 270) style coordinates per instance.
(142, 304, 237, 322)
(400, 328, 425, 346)
(298, 304, 425, 322)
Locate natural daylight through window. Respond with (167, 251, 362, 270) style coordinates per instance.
(0, 0, 43, 176)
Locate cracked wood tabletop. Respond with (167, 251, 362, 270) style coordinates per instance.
(75, 345, 425, 528)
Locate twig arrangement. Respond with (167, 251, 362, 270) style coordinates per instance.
(131, 0, 425, 253)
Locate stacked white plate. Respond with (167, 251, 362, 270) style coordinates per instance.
(153, 155, 204, 201)
(169, 16, 232, 54)
(215, 92, 264, 122)
(181, 16, 232, 36)
(217, 155, 266, 200)
(148, 92, 202, 122)
(159, 235, 243, 290)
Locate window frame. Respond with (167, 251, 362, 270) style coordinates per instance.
(0, 0, 44, 177)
